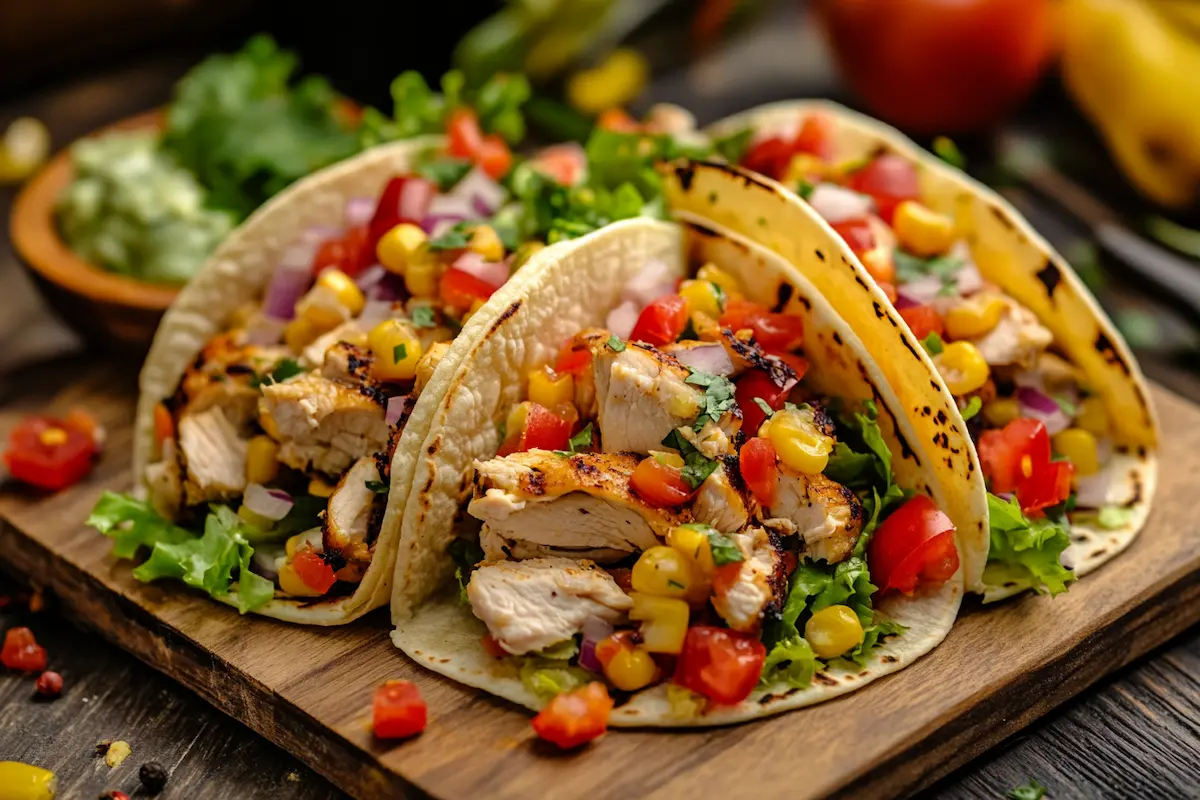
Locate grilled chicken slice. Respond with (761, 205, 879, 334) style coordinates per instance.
(301, 320, 368, 368)
(259, 373, 391, 476)
(178, 407, 248, 505)
(593, 343, 711, 454)
(968, 295, 1053, 369)
(759, 468, 863, 564)
(175, 332, 282, 431)
(469, 451, 686, 563)
(691, 460, 748, 533)
(712, 528, 786, 633)
(323, 456, 381, 566)
(413, 341, 451, 398)
(322, 342, 379, 388)
(145, 439, 183, 520)
(674, 417, 739, 459)
(466, 557, 632, 655)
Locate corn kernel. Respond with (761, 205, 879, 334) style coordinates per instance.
(462, 298, 488, 324)
(468, 224, 505, 263)
(283, 317, 319, 351)
(414, 341, 451, 395)
(308, 478, 336, 498)
(651, 450, 686, 470)
(285, 532, 311, 559)
(1075, 396, 1109, 437)
(1053, 428, 1100, 475)
(944, 295, 1005, 340)
(404, 257, 440, 298)
(804, 604, 864, 659)
(696, 263, 741, 299)
(783, 153, 827, 184)
(245, 435, 280, 485)
(278, 562, 322, 597)
(667, 523, 717, 578)
(767, 407, 833, 475)
(893, 200, 955, 258)
(628, 592, 690, 654)
(632, 546, 695, 598)
(935, 341, 990, 396)
(527, 365, 574, 410)
(376, 223, 427, 275)
(983, 397, 1021, 428)
(504, 403, 530, 442)
(678, 279, 724, 319)
(259, 408, 282, 441)
(316, 269, 365, 315)
(601, 643, 658, 691)
(368, 319, 422, 382)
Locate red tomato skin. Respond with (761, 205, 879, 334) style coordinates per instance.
(439, 268, 497, 310)
(978, 418, 1051, 495)
(554, 343, 593, 377)
(630, 295, 689, 347)
(868, 494, 957, 595)
(846, 155, 920, 225)
(735, 369, 790, 435)
(899, 306, 945, 341)
(531, 682, 613, 749)
(4, 417, 96, 491)
(630, 458, 694, 508)
(739, 438, 778, 506)
(793, 114, 835, 162)
(447, 108, 484, 159)
(830, 218, 876, 255)
(292, 552, 337, 594)
(719, 300, 804, 350)
(367, 176, 432, 253)
(1019, 459, 1075, 516)
(673, 626, 766, 705)
(373, 681, 428, 739)
(532, 144, 585, 186)
(2, 627, 47, 673)
(521, 404, 573, 452)
(741, 136, 794, 181)
(766, 352, 810, 382)
(476, 134, 513, 179)
(815, 0, 1054, 134)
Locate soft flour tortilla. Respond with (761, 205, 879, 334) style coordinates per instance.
(390, 218, 969, 726)
(701, 101, 1159, 599)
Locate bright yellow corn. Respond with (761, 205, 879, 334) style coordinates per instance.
(528, 365, 574, 410)
(278, 562, 322, 597)
(1075, 396, 1110, 437)
(462, 298, 488, 324)
(696, 263, 741, 299)
(245, 435, 280, 485)
(565, 47, 648, 115)
(368, 319, 422, 382)
(316, 269, 365, 315)
(629, 592, 690, 654)
(283, 317, 319, 351)
(983, 397, 1021, 428)
(765, 407, 833, 475)
(404, 257, 440, 298)
(679, 279, 724, 319)
(935, 341, 990, 396)
(376, 223, 427, 275)
(893, 200, 956, 258)
(667, 523, 716, 578)
(308, 477, 336, 498)
(1053, 428, 1100, 475)
(0, 762, 56, 800)
(784, 153, 827, 184)
(258, 408, 282, 441)
(632, 546, 695, 599)
(651, 450, 686, 470)
(414, 341, 450, 395)
(944, 295, 1006, 340)
(804, 604, 864, 659)
(601, 643, 658, 691)
(468, 224, 506, 263)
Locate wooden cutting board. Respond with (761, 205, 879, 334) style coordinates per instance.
(2, 368, 1199, 800)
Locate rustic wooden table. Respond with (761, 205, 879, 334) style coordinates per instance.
(1, 42, 1199, 800)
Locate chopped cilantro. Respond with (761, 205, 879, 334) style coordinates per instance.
(932, 136, 966, 170)
(428, 221, 473, 251)
(1053, 394, 1078, 417)
(393, 343, 407, 363)
(893, 249, 964, 292)
(660, 429, 719, 490)
(667, 579, 686, 590)
(1006, 780, 1047, 800)
(706, 530, 745, 566)
(922, 331, 945, 355)
(410, 306, 437, 328)
(685, 369, 736, 432)
(961, 395, 983, 420)
(250, 358, 304, 389)
(711, 127, 753, 164)
(567, 423, 594, 454)
(365, 480, 389, 494)
(607, 334, 626, 352)
(754, 397, 776, 418)
(797, 179, 815, 200)
(415, 156, 473, 191)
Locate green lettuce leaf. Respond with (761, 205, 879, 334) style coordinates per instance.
(519, 658, 590, 701)
(983, 493, 1075, 599)
(760, 635, 820, 689)
(838, 620, 906, 669)
(87, 491, 193, 559)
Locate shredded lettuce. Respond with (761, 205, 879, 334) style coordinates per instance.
(519, 658, 590, 701)
(87, 491, 193, 559)
(983, 493, 1075, 600)
(1097, 505, 1136, 530)
(760, 635, 819, 689)
(447, 537, 486, 605)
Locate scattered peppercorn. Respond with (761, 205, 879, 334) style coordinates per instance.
(34, 671, 63, 698)
(138, 761, 168, 794)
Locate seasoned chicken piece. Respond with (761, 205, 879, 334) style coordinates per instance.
(322, 342, 378, 388)
(469, 451, 687, 563)
(323, 456, 382, 566)
(260, 373, 390, 476)
(759, 469, 863, 564)
(178, 407, 248, 505)
(969, 295, 1053, 369)
(145, 439, 182, 520)
(301, 320, 367, 368)
(557, 328, 612, 419)
(712, 528, 786, 632)
(691, 460, 748, 533)
(413, 341, 451, 398)
(466, 557, 632, 655)
(674, 417, 739, 459)
(594, 343, 713, 454)
(175, 332, 283, 431)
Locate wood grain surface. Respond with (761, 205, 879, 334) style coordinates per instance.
(1, 368, 1198, 800)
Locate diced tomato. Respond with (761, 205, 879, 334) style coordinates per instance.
(312, 226, 372, 278)
(740, 136, 794, 181)
(439, 268, 497, 310)
(735, 369, 792, 435)
(629, 295, 689, 347)
(739, 437, 778, 506)
(447, 107, 485, 159)
(673, 626, 765, 705)
(481, 634, 507, 658)
(372, 680, 427, 739)
(781, 550, 799, 576)
(899, 305, 945, 341)
(630, 457, 694, 508)
(766, 351, 810, 382)
(830, 218, 876, 256)
(476, 134, 513, 180)
(531, 143, 585, 186)
(978, 418, 1051, 495)
(862, 248, 898, 286)
(593, 630, 638, 668)
(868, 494, 959, 595)
(292, 551, 337, 594)
(719, 299, 804, 350)
(793, 113, 836, 162)
(3, 416, 96, 491)
(312, 238, 348, 276)
(1020, 459, 1075, 516)
(597, 108, 641, 133)
(499, 402, 573, 455)
(153, 403, 174, 446)
(845, 154, 920, 224)
(554, 341, 594, 377)
(1, 627, 47, 673)
(532, 682, 613, 749)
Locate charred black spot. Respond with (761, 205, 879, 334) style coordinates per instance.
(1035, 262, 1061, 297)
(524, 468, 548, 497)
(675, 163, 696, 192)
(225, 363, 254, 376)
(722, 454, 747, 494)
(421, 476, 434, 493)
(882, 655, 898, 664)
(873, 301, 886, 319)
(856, 275, 869, 290)
(797, 295, 812, 311)
(933, 432, 949, 449)
(773, 282, 794, 313)
(685, 219, 721, 239)
(427, 439, 440, 456)
(319, 550, 347, 572)
(935, 410, 948, 425)
(814, 673, 838, 686)
(815, 249, 825, 262)
(1094, 331, 1131, 375)
(1137, 446, 1147, 459)
(922, 406, 932, 417)
(931, 380, 941, 392)
(990, 205, 1014, 229)
(832, 331, 843, 346)
(899, 331, 921, 361)
(488, 300, 522, 335)
(1092, 549, 1108, 558)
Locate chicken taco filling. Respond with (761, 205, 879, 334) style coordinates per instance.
(448, 254, 960, 713)
(727, 111, 1141, 599)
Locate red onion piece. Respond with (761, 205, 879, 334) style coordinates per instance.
(893, 293, 920, 310)
(606, 300, 640, 340)
(367, 273, 404, 303)
(452, 251, 508, 289)
(672, 343, 734, 376)
(300, 225, 341, 247)
(344, 196, 374, 228)
(578, 615, 614, 673)
(399, 177, 436, 223)
(450, 166, 508, 216)
(243, 483, 294, 521)
(622, 259, 677, 307)
(262, 263, 313, 321)
(386, 395, 412, 426)
(355, 265, 387, 291)
(955, 261, 984, 296)
(422, 213, 470, 237)
(245, 314, 288, 346)
(579, 638, 601, 673)
(808, 183, 873, 224)
(1017, 387, 1070, 435)
(358, 299, 396, 328)
(896, 274, 943, 306)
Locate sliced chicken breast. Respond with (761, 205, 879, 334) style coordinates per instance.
(175, 332, 283, 431)
(691, 460, 748, 533)
(301, 320, 368, 369)
(759, 468, 864, 564)
(712, 527, 786, 633)
(466, 557, 632, 655)
(469, 450, 687, 563)
(323, 456, 381, 566)
(178, 407, 248, 505)
(260, 373, 391, 477)
(969, 295, 1053, 369)
(593, 343, 708, 454)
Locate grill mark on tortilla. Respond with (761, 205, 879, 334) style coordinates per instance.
(881, 655, 898, 663)
(1035, 261, 1061, 297)
(684, 219, 721, 238)
(898, 330, 922, 361)
(773, 282, 793, 312)
(832, 331, 843, 346)
(422, 476, 434, 493)
(856, 275, 869, 291)
(427, 438, 440, 456)
(814, 673, 838, 686)
(990, 205, 1015, 230)
(796, 295, 812, 312)
(815, 249, 825, 262)
(1093, 331, 1131, 375)
(675, 163, 696, 192)
(488, 300, 522, 335)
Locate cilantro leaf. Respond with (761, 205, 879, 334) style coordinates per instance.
(685, 369, 737, 432)
(961, 395, 982, 420)
(607, 334, 626, 352)
(754, 397, 776, 419)
(706, 530, 745, 566)
(428, 221, 473, 251)
(393, 343, 407, 363)
(250, 358, 304, 389)
(416, 156, 473, 191)
(922, 331, 945, 355)
(711, 127, 753, 164)
(893, 249, 964, 291)
(933, 136, 966, 170)
(797, 179, 815, 200)
(410, 306, 437, 328)
(365, 480, 390, 494)
(1006, 780, 1047, 800)
(567, 423, 594, 454)
(660, 429, 719, 490)
(982, 493, 1075, 599)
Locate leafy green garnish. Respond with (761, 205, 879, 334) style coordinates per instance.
(754, 397, 776, 419)
(447, 537, 485, 604)
(760, 635, 819, 689)
(711, 127, 753, 164)
(410, 306, 437, 328)
(685, 369, 737, 432)
(961, 396, 983, 420)
(519, 659, 590, 701)
(660, 429, 719, 490)
(87, 491, 193, 560)
(1006, 780, 1048, 800)
(567, 423, 594, 454)
(393, 344, 407, 363)
(1053, 394, 1078, 417)
(1097, 505, 1135, 530)
(428, 221, 474, 251)
(921, 331, 945, 355)
(982, 493, 1075, 599)
(415, 156, 473, 191)
(932, 136, 966, 170)
(365, 480, 390, 494)
(841, 620, 906, 669)
(607, 334, 626, 352)
(893, 250, 964, 293)
(250, 358, 304, 389)
(706, 531, 745, 567)
(797, 180, 815, 200)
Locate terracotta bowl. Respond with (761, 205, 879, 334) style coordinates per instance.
(10, 110, 179, 356)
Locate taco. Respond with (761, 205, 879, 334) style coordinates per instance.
(685, 100, 1158, 601)
(389, 213, 983, 728)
